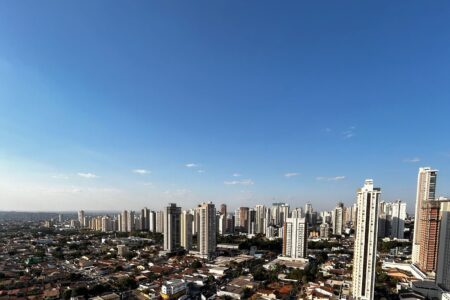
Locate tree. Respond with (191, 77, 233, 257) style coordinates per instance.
(62, 289, 72, 300)
(117, 277, 138, 291)
(190, 260, 202, 269)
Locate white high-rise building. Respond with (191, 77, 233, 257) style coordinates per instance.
(272, 203, 290, 227)
(412, 167, 438, 264)
(437, 211, 450, 291)
(121, 210, 129, 232)
(291, 208, 304, 218)
(156, 211, 164, 233)
(218, 214, 227, 235)
(164, 203, 181, 252)
(320, 223, 329, 239)
(234, 209, 240, 228)
(199, 202, 216, 258)
(332, 202, 345, 236)
(282, 217, 308, 259)
(391, 200, 407, 239)
(181, 210, 193, 251)
(78, 210, 85, 228)
(149, 210, 156, 232)
(127, 211, 135, 232)
(255, 205, 266, 234)
(352, 179, 380, 300)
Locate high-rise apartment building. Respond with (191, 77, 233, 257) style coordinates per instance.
(121, 210, 129, 232)
(180, 210, 193, 251)
(352, 179, 380, 300)
(412, 167, 438, 265)
(332, 202, 345, 236)
(272, 203, 290, 227)
(255, 205, 267, 234)
(141, 207, 150, 231)
(78, 210, 85, 228)
(391, 200, 407, 239)
(378, 200, 407, 239)
(234, 209, 240, 228)
(418, 201, 441, 273)
(320, 223, 330, 239)
(220, 204, 227, 216)
(149, 210, 156, 232)
(282, 217, 307, 259)
(239, 207, 250, 232)
(198, 202, 216, 258)
(127, 211, 135, 232)
(164, 203, 182, 252)
(437, 211, 450, 291)
(156, 211, 164, 233)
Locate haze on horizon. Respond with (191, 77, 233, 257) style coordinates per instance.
(0, 1, 450, 212)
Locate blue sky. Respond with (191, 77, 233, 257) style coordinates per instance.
(0, 1, 449, 212)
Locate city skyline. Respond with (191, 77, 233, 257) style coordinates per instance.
(1, 2, 450, 211)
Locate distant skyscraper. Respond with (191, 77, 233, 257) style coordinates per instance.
(220, 204, 227, 216)
(218, 213, 227, 235)
(156, 210, 164, 233)
(164, 203, 181, 252)
(272, 203, 290, 226)
(255, 205, 266, 234)
(248, 208, 256, 234)
(239, 207, 249, 232)
(149, 210, 156, 232)
(332, 202, 344, 236)
(437, 211, 450, 291)
(141, 207, 150, 231)
(391, 200, 407, 239)
(234, 208, 240, 228)
(180, 210, 193, 251)
(320, 223, 329, 239)
(78, 210, 85, 228)
(282, 217, 307, 259)
(418, 200, 441, 273)
(352, 179, 380, 300)
(121, 210, 128, 232)
(412, 167, 438, 265)
(127, 211, 135, 232)
(291, 207, 304, 218)
(198, 202, 216, 258)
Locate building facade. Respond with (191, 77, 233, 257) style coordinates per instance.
(352, 179, 380, 300)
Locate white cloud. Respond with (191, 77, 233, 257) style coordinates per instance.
(342, 126, 356, 139)
(185, 163, 199, 168)
(232, 173, 242, 177)
(197, 170, 205, 173)
(224, 179, 254, 186)
(403, 157, 421, 163)
(316, 176, 346, 181)
(284, 172, 300, 178)
(133, 169, 150, 175)
(77, 172, 98, 179)
(51, 174, 69, 180)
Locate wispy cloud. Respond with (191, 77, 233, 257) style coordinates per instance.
(224, 179, 254, 186)
(324, 128, 332, 133)
(403, 157, 421, 163)
(77, 172, 99, 179)
(316, 176, 346, 181)
(284, 172, 300, 178)
(342, 126, 356, 139)
(185, 163, 199, 168)
(232, 173, 242, 177)
(51, 174, 69, 180)
(197, 170, 205, 173)
(133, 169, 150, 175)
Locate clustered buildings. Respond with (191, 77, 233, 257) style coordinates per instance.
(3, 167, 450, 300)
